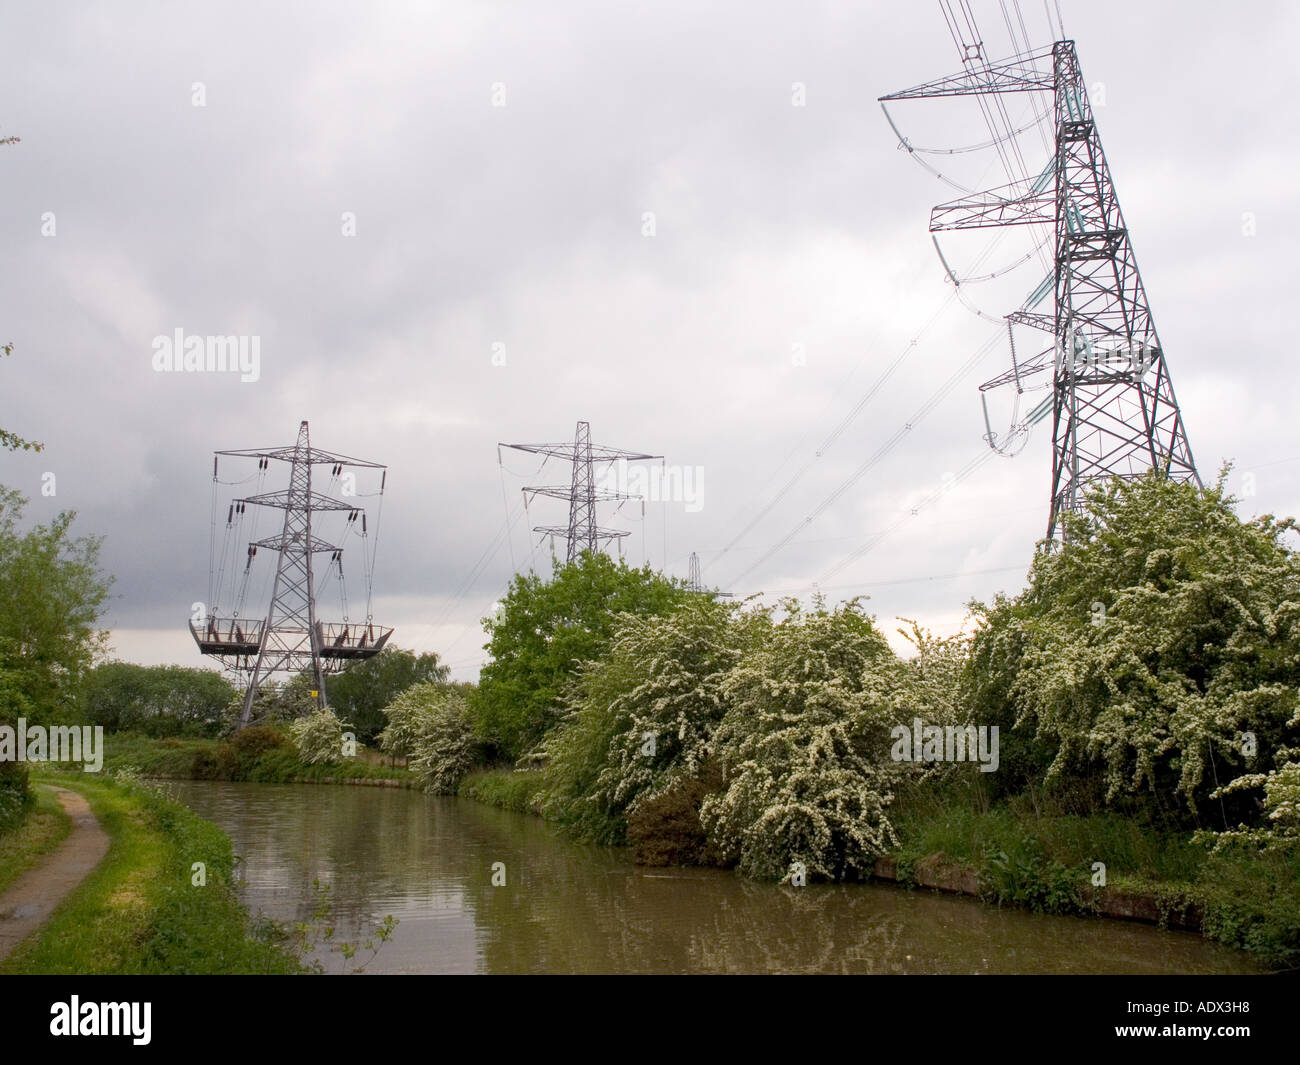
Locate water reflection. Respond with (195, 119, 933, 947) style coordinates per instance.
(173, 781, 1263, 975)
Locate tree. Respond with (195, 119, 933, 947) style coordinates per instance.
(476, 551, 688, 761)
(82, 663, 237, 736)
(0, 667, 34, 831)
(965, 468, 1300, 824)
(0, 485, 112, 721)
(325, 646, 449, 745)
(700, 599, 906, 882)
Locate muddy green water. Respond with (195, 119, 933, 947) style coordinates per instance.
(173, 780, 1263, 974)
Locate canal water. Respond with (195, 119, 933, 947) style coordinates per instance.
(173, 780, 1264, 975)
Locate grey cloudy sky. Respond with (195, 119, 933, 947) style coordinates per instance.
(1, 0, 1296, 680)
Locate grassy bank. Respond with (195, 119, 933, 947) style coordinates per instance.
(457, 767, 546, 813)
(889, 783, 1300, 967)
(1, 769, 303, 974)
(101, 730, 415, 786)
(0, 784, 72, 896)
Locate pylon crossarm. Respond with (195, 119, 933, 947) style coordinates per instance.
(233, 489, 355, 512)
(930, 183, 1056, 230)
(216, 446, 385, 469)
(880, 45, 1055, 100)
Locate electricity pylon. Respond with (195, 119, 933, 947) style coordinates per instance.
(687, 551, 703, 592)
(192, 420, 392, 726)
(881, 39, 1198, 539)
(501, 420, 660, 563)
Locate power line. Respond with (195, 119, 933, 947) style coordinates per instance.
(727, 326, 1003, 588)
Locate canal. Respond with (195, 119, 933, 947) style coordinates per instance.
(173, 780, 1264, 974)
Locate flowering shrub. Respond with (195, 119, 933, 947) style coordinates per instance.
(700, 600, 906, 882)
(288, 709, 350, 765)
(540, 597, 768, 843)
(966, 469, 1300, 819)
(380, 683, 476, 793)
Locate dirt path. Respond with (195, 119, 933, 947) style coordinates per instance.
(0, 786, 110, 963)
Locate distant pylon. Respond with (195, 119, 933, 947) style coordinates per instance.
(500, 421, 660, 563)
(687, 551, 703, 592)
(881, 37, 1199, 540)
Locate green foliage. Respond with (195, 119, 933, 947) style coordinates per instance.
(700, 599, 906, 882)
(979, 840, 1090, 915)
(626, 769, 724, 866)
(1195, 846, 1300, 965)
(476, 551, 689, 760)
(288, 708, 350, 765)
(326, 646, 450, 745)
(0, 668, 34, 826)
(83, 662, 237, 736)
(965, 469, 1300, 822)
(0, 485, 112, 721)
(457, 767, 547, 813)
(0, 766, 30, 833)
(379, 682, 477, 793)
(92, 730, 409, 784)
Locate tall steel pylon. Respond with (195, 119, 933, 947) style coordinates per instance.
(192, 420, 393, 726)
(881, 38, 1198, 539)
(500, 420, 660, 563)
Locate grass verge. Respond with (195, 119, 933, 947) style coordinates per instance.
(457, 767, 546, 813)
(1, 769, 303, 974)
(0, 784, 72, 896)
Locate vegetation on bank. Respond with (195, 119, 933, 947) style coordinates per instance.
(398, 471, 1299, 965)
(457, 767, 546, 814)
(886, 777, 1300, 964)
(0, 784, 71, 895)
(1, 770, 303, 974)
(98, 729, 413, 785)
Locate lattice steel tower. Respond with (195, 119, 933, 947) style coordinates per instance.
(882, 38, 1198, 539)
(501, 420, 660, 563)
(192, 420, 393, 726)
